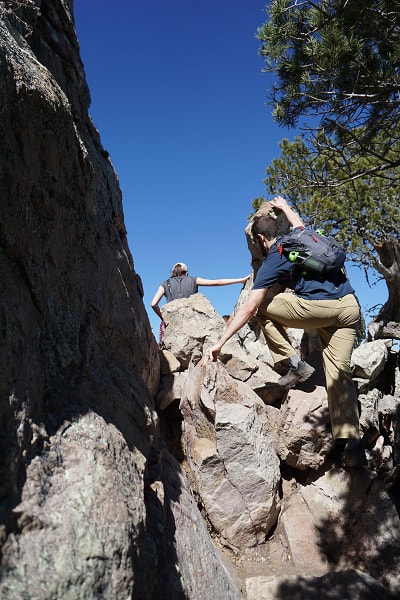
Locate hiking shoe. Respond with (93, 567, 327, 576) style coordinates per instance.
(277, 361, 315, 390)
(340, 439, 368, 468)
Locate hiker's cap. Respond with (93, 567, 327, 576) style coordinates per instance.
(173, 262, 188, 272)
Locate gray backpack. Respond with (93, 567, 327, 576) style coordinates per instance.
(277, 228, 346, 276)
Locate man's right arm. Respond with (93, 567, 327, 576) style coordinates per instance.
(201, 288, 267, 365)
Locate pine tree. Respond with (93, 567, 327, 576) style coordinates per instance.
(255, 0, 400, 336)
(259, 136, 400, 336)
(257, 0, 400, 179)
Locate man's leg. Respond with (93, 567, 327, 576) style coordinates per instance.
(256, 312, 297, 364)
(261, 292, 360, 435)
(256, 293, 315, 385)
(317, 325, 360, 440)
(259, 292, 366, 465)
(317, 323, 367, 467)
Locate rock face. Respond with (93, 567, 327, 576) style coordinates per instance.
(138, 444, 244, 600)
(2, 412, 150, 598)
(0, 3, 243, 598)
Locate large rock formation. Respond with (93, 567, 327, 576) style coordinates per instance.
(158, 294, 400, 596)
(0, 2, 243, 598)
(156, 205, 400, 596)
(2, 1, 400, 599)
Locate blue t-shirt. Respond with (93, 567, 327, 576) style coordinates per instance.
(253, 243, 354, 300)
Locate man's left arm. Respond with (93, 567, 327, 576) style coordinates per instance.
(201, 288, 267, 365)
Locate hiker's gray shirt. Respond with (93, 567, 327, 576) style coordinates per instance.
(161, 276, 198, 302)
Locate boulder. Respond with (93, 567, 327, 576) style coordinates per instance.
(279, 490, 329, 572)
(351, 340, 392, 380)
(221, 354, 285, 404)
(181, 360, 281, 549)
(161, 293, 250, 369)
(237, 321, 275, 366)
(353, 377, 372, 394)
(160, 349, 181, 374)
(244, 362, 287, 405)
(368, 320, 400, 341)
(276, 384, 333, 470)
(378, 393, 400, 418)
(155, 372, 187, 411)
(161, 293, 284, 406)
(359, 388, 381, 442)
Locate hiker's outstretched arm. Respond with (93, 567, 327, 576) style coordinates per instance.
(196, 274, 250, 286)
(200, 288, 266, 365)
(150, 285, 165, 320)
(269, 196, 304, 229)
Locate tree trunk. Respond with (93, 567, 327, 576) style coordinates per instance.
(368, 239, 400, 340)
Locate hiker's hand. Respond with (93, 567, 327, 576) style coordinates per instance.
(241, 274, 251, 284)
(200, 345, 221, 366)
(270, 196, 304, 229)
(270, 196, 288, 211)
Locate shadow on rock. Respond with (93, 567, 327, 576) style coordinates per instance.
(133, 442, 243, 600)
(275, 569, 395, 600)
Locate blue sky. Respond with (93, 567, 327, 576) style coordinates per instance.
(73, 0, 387, 337)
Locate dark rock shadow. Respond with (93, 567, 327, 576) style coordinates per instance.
(276, 569, 395, 600)
(132, 442, 188, 600)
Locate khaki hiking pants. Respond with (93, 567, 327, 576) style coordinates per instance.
(256, 292, 360, 440)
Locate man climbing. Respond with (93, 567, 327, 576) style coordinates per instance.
(201, 197, 367, 468)
(151, 262, 249, 320)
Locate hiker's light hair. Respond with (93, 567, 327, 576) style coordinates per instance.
(171, 263, 188, 277)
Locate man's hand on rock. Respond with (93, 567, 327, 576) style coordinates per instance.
(200, 345, 221, 366)
(269, 196, 288, 211)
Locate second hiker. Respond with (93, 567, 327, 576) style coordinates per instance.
(151, 262, 250, 321)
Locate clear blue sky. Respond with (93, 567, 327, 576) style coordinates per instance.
(73, 0, 387, 337)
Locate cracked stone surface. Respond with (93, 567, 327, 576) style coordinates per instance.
(180, 360, 281, 549)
